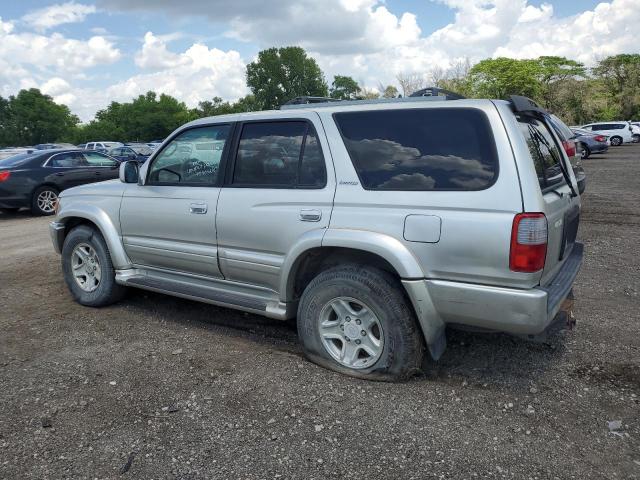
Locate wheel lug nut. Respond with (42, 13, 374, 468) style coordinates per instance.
(355, 340, 361, 345)
(346, 317, 351, 322)
(340, 325, 344, 330)
(345, 337, 351, 342)
(361, 330, 366, 336)
(355, 319, 361, 325)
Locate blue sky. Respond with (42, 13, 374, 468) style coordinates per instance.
(0, 0, 636, 120)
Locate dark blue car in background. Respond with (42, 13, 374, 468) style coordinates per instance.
(108, 144, 153, 164)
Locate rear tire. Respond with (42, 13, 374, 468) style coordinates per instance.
(31, 186, 58, 216)
(610, 136, 622, 146)
(632, 134, 640, 144)
(297, 265, 424, 381)
(580, 145, 590, 159)
(62, 225, 126, 307)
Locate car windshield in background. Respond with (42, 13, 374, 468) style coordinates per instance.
(0, 153, 36, 167)
(548, 114, 576, 140)
(131, 146, 153, 155)
(517, 116, 567, 191)
(334, 108, 498, 191)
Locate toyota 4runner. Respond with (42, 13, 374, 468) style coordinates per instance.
(50, 95, 583, 381)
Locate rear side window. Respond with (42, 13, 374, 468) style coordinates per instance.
(517, 116, 566, 191)
(232, 121, 326, 188)
(334, 108, 498, 191)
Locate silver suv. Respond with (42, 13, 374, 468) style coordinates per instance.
(50, 95, 583, 381)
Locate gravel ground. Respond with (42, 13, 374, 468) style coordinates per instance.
(1, 145, 639, 479)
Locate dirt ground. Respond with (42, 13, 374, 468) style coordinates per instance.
(1, 145, 639, 479)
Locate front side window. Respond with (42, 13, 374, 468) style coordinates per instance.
(147, 125, 230, 185)
(83, 152, 118, 167)
(232, 121, 326, 188)
(334, 108, 498, 191)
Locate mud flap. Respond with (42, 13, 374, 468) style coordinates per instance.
(401, 279, 447, 360)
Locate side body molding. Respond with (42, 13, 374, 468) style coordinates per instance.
(58, 205, 131, 269)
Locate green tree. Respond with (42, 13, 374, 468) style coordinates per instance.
(329, 75, 361, 100)
(75, 91, 191, 142)
(381, 85, 399, 98)
(469, 57, 541, 99)
(0, 89, 78, 147)
(246, 46, 328, 109)
(536, 56, 586, 112)
(192, 95, 260, 119)
(593, 54, 640, 119)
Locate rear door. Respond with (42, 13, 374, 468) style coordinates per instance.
(80, 151, 120, 182)
(216, 115, 334, 292)
(516, 116, 579, 284)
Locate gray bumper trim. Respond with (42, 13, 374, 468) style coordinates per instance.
(540, 242, 583, 319)
(49, 221, 65, 254)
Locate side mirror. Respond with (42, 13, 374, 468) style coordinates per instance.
(119, 161, 139, 184)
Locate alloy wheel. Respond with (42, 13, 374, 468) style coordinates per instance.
(37, 189, 58, 214)
(71, 243, 102, 292)
(318, 296, 384, 369)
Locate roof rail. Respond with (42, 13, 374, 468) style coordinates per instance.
(280, 95, 452, 110)
(282, 96, 342, 106)
(409, 87, 466, 100)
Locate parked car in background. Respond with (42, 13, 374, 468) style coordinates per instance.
(580, 122, 633, 146)
(50, 94, 583, 380)
(77, 143, 87, 149)
(86, 141, 123, 152)
(109, 144, 153, 164)
(547, 114, 586, 194)
(630, 122, 640, 143)
(0, 147, 35, 160)
(570, 128, 609, 159)
(35, 143, 78, 150)
(0, 149, 121, 215)
(147, 139, 163, 149)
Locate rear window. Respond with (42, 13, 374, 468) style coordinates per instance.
(334, 108, 498, 191)
(0, 153, 37, 167)
(517, 116, 566, 191)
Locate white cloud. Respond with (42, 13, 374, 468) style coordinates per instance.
(22, 2, 97, 32)
(135, 32, 187, 70)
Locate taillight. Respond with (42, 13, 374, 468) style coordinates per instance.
(0, 171, 10, 182)
(594, 135, 606, 142)
(562, 140, 576, 158)
(510, 213, 547, 272)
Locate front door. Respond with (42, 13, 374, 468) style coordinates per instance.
(120, 124, 232, 278)
(216, 116, 335, 291)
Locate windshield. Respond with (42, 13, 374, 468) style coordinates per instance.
(131, 146, 152, 155)
(0, 153, 37, 167)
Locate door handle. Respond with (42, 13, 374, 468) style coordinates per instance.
(189, 203, 208, 214)
(55, 172, 64, 176)
(299, 209, 322, 222)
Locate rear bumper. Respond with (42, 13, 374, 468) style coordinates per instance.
(49, 221, 66, 254)
(590, 143, 608, 154)
(405, 243, 583, 337)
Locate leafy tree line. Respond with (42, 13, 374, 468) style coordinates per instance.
(1, 46, 638, 147)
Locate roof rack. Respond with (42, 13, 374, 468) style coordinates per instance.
(282, 96, 342, 106)
(280, 95, 455, 110)
(409, 87, 466, 100)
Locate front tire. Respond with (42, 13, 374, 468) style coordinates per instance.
(62, 225, 126, 307)
(297, 265, 424, 381)
(31, 186, 58, 216)
(610, 136, 622, 146)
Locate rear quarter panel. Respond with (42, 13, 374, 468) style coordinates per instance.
(319, 101, 538, 289)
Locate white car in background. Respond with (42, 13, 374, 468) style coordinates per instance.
(630, 122, 640, 143)
(85, 141, 123, 152)
(580, 122, 634, 146)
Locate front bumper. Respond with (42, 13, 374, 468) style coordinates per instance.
(404, 243, 583, 339)
(49, 221, 66, 254)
